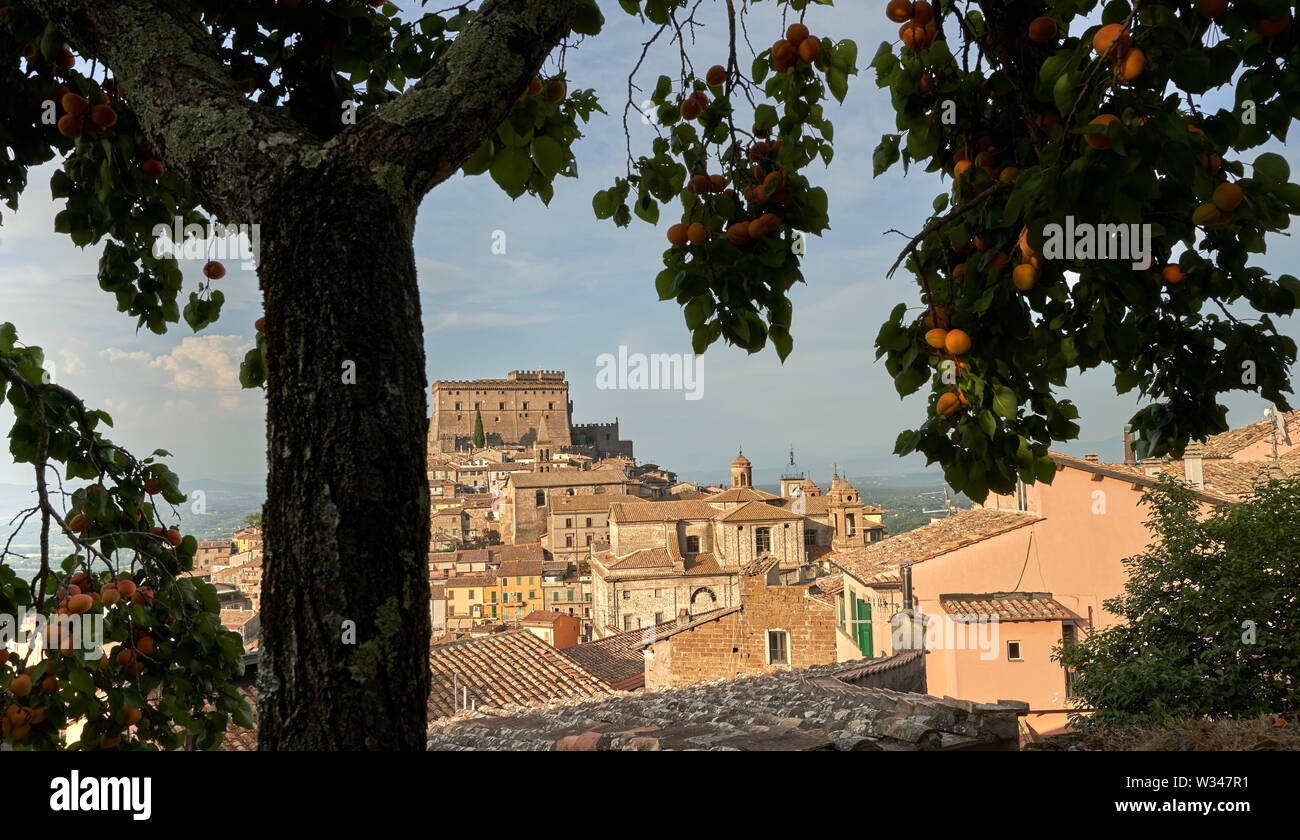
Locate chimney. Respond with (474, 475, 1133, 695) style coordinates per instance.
(1083, 453, 1100, 463)
(900, 562, 914, 611)
(1140, 457, 1162, 477)
(1183, 442, 1205, 490)
(1123, 424, 1136, 465)
(676, 608, 690, 628)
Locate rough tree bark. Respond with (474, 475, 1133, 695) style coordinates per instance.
(30, 0, 580, 748)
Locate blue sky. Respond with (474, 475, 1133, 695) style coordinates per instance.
(1, 2, 1297, 493)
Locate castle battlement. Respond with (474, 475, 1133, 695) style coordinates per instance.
(508, 370, 566, 381)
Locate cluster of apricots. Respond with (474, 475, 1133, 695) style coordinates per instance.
(888, 0, 938, 50)
(920, 307, 972, 418)
(770, 22, 823, 72)
(135, 140, 165, 179)
(54, 88, 118, 139)
(665, 135, 788, 250)
(2, 563, 163, 745)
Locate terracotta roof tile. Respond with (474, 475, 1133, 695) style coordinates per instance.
(428, 629, 612, 721)
(1200, 410, 1300, 457)
(1160, 457, 1298, 500)
(608, 500, 721, 523)
(718, 500, 806, 522)
(705, 486, 780, 503)
(940, 592, 1072, 622)
(552, 493, 637, 512)
(509, 468, 628, 489)
(830, 508, 1041, 584)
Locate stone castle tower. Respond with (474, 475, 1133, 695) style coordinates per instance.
(730, 451, 752, 488)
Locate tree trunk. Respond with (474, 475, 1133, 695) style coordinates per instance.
(255, 161, 431, 750)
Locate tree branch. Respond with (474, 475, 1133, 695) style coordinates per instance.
(27, 0, 316, 222)
(341, 0, 581, 208)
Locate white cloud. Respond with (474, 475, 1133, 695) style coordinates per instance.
(147, 335, 250, 392)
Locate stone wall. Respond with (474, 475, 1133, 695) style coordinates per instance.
(643, 572, 837, 689)
(430, 371, 570, 451)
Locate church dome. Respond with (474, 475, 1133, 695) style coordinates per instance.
(731, 450, 751, 468)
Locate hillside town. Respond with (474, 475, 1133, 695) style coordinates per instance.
(212, 371, 1299, 751)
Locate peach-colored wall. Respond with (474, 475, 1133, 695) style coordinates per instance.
(918, 465, 1203, 718)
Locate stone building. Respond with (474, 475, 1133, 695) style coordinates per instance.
(588, 452, 878, 637)
(640, 556, 838, 689)
(571, 419, 634, 459)
(546, 493, 635, 563)
(504, 466, 629, 544)
(429, 370, 572, 453)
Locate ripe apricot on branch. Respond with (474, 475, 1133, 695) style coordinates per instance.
(203, 260, 226, 280)
(706, 65, 727, 86)
(886, 0, 914, 24)
(727, 222, 752, 245)
(165, 528, 183, 547)
(786, 23, 810, 44)
(544, 79, 566, 103)
(686, 223, 709, 245)
(1258, 15, 1291, 37)
(1162, 264, 1186, 284)
(925, 328, 949, 349)
(1118, 48, 1145, 82)
(667, 224, 689, 246)
(255, 316, 266, 332)
(525, 77, 543, 98)
(1028, 17, 1057, 43)
(1092, 23, 1129, 57)
(90, 104, 117, 128)
(944, 329, 972, 356)
(1085, 114, 1119, 150)
(1013, 263, 1038, 291)
(936, 392, 962, 417)
(9, 674, 31, 697)
(1196, 0, 1228, 18)
(1213, 182, 1243, 212)
(772, 39, 797, 67)
(142, 159, 164, 178)
(798, 37, 822, 64)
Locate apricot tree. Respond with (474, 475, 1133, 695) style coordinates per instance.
(871, 0, 1299, 501)
(1, 0, 858, 748)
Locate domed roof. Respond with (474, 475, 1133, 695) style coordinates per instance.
(731, 450, 751, 468)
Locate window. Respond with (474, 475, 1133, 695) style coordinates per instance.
(655, 612, 664, 624)
(755, 527, 771, 554)
(804, 530, 817, 547)
(846, 513, 856, 536)
(566, 536, 573, 547)
(454, 402, 461, 410)
(490, 591, 497, 603)
(767, 630, 789, 664)
(623, 615, 633, 631)
(1007, 641, 1022, 661)
(567, 589, 574, 602)
(515, 576, 522, 586)
(529, 591, 535, 599)
(535, 490, 546, 507)
(565, 518, 572, 528)
(491, 605, 497, 618)
(685, 535, 700, 553)
(585, 517, 592, 527)
(622, 591, 631, 600)
(552, 591, 560, 602)
(498, 402, 504, 410)
(585, 535, 593, 546)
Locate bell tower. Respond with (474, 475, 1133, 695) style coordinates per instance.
(779, 447, 804, 498)
(827, 471, 867, 550)
(730, 450, 752, 488)
(534, 425, 552, 473)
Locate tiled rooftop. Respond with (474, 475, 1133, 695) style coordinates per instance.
(509, 468, 628, 489)
(830, 508, 1041, 584)
(1200, 410, 1300, 458)
(426, 654, 1025, 751)
(940, 592, 1072, 622)
(428, 629, 613, 721)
